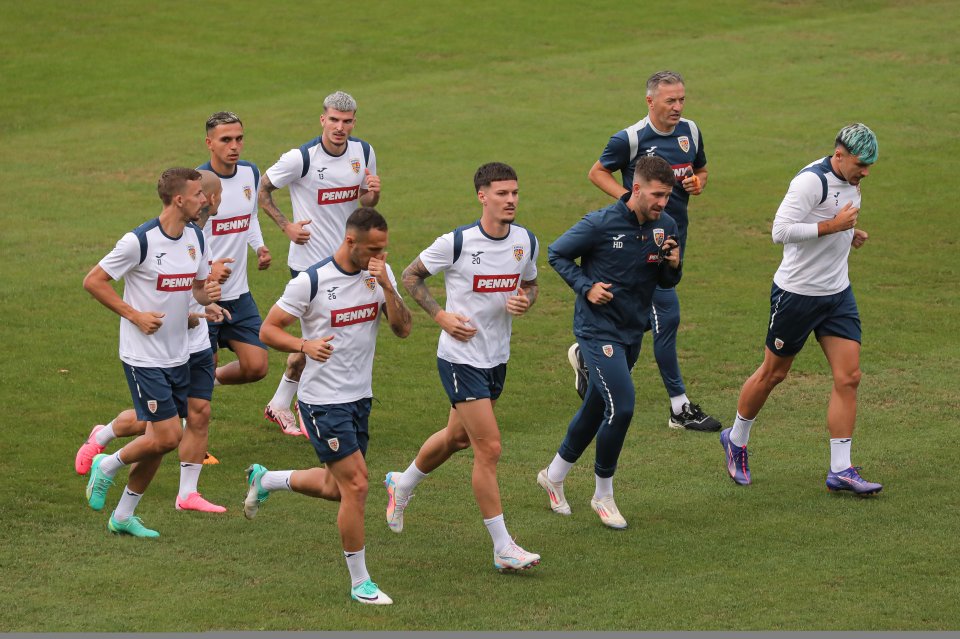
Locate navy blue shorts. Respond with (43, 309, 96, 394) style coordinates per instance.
(207, 292, 267, 353)
(187, 348, 215, 401)
(766, 283, 861, 357)
(122, 361, 190, 421)
(437, 358, 507, 406)
(299, 398, 371, 463)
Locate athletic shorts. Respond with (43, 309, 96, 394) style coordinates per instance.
(766, 283, 861, 357)
(437, 357, 507, 406)
(207, 292, 267, 353)
(299, 398, 371, 463)
(187, 348, 215, 401)
(122, 361, 190, 422)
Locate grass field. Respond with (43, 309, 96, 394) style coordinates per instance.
(1, 0, 958, 631)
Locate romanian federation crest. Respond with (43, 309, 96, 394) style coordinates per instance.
(147, 400, 158, 413)
(351, 158, 361, 174)
(774, 338, 784, 350)
(678, 136, 690, 153)
(243, 186, 253, 200)
(187, 244, 197, 261)
(513, 244, 524, 262)
(327, 437, 340, 452)
(602, 344, 614, 358)
(653, 229, 665, 246)
(364, 276, 377, 291)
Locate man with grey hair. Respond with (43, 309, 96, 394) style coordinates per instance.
(574, 70, 721, 434)
(720, 123, 881, 495)
(259, 91, 381, 434)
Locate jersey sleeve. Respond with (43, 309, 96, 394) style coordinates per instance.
(265, 148, 304, 190)
(548, 216, 598, 297)
(693, 129, 707, 169)
(98, 233, 141, 281)
(418, 232, 454, 275)
(522, 234, 539, 281)
(246, 209, 265, 251)
(276, 272, 313, 318)
(361, 146, 378, 190)
(598, 131, 631, 172)
(196, 241, 211, 282)
(772, 172, 822, 245)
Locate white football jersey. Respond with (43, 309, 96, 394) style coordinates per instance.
(266, 137, 376, 271)
(99, 220, 210, 367)
(187, 299, 211, 355)
(276, 256, 396, 405)
(772, 157, 861, 296)
(419, 221, 539, 368)
(198, 160, 263, 301)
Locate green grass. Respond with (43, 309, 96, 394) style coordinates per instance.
(1, 0, 958, 631)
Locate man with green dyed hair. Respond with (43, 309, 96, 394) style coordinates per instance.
(720, 123, 883, 496)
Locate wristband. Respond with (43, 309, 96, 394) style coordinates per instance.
(299, 339, 306, 353)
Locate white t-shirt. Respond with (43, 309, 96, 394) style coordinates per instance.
(199, 160, 263, 301)
(99, 219, 211, 367)
(276, 256, 396, 405)
(266, 137, 376, 271)
(772, 157, 861, 296)
(419, 221, 539, 368)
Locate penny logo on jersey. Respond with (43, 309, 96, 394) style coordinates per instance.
(671, 162, 694, 181)
(473, 274, 519, 293)
(213, 214, 251, 236)
(317, 186, 359, 205)
(156, 273, 196, 291)
(331, 302, 379, 327)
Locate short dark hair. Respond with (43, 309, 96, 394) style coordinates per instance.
(205, 111, 243, 134)
(346, 207, 388, 233)
(157, 168, 202, 205)
(646, 70, 684, 96)
(474, 162, 517, 192)
(633, 155, 676, 187)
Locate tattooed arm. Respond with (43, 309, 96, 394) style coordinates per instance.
(402, 257, 477, 342)
(258, 175, 311, 245)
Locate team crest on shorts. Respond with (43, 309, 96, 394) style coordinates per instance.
(187, 244, 196, 261)
(513, 244, 524, 262)
(364, 276, 377, 291)
(774, 338, 784, 350)
(147, 400, 158, 413)
(243, 186, 252, 200)
(327, 437, 340, 452)
(350, 158, 361, 174)
(678, 136, 690, 153)
(602, 344, 614, 357)
(653, 229, 665, 246)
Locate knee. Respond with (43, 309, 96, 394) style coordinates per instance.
(153, 427, 182, 453)
(342, 472, 368, 502)
(188, 405, 210, 433)
(474, 439, 502, 465)
(757, 367, 789, 389)
(448, 429, 471, 452)
(835, 367, 862, 391)
(243, 355, 270, 382)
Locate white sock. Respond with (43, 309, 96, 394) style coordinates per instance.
(113, 486, 143, 521)
(178, 462, 201, 499)
(99, 450, 126, 478)
(396, 461, 428, 495)
(830, 438, 852, 473)
(213, 376, 222, 387)
(730, 413, 755, 447)
(344, 547, 370, 587)
(547, 454, 574, 483)
(95, 422, 117, 446)
(261, 470, 294, 492)
(269, 375, 299, 410)
(593, 474, 614, 500)
(483, 513, 512, 554)
(670, 394, 690, 415)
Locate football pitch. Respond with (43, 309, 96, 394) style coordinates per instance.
(1, 0, 958, 631)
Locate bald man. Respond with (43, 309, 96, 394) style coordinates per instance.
(76, 170, 235, 516)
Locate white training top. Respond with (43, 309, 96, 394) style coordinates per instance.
(276, 256, 396, 405)
(266, 137, 376, 272)
(199, 160, 264, 301)
(99, 219, 210, 367)
(772, 156, 862, 296)
(419, 221, 539, 369)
